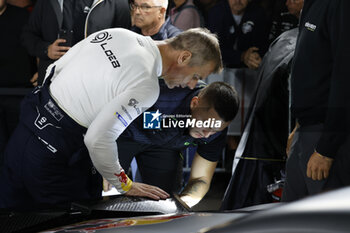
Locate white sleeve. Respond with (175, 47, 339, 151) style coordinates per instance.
(84, 84, 159, 193)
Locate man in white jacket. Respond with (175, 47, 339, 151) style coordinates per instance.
(0, 28, 222, 210)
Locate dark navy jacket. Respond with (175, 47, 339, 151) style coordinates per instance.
(291, 0, 350, 158)
(206, 0, 269, 68)
(131, 18, 182, 40)
(21, 0, 131, 85)
(120, 80, 227, 162)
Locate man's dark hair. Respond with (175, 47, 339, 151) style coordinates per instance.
(198, 82, 239, 122)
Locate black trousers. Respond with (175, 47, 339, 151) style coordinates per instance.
(282, 124, 326, 202)
(117, 136, 183, 193)
(324, 135, 350, 190)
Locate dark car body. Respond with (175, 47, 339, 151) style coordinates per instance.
(10, 187, 347, 233)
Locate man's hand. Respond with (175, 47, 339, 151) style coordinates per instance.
(286, 123, 299, 157)
(307, 152, 334, 180)
(103, 177, 113, 192)
(30, 72, 38, 87)
(125, 182, 170, 200)
(241, 47, 262, 69)
(47, 39, 71, 60)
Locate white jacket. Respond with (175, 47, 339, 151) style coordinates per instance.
(46, 28, 162, 192)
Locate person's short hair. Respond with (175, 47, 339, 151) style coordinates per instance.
(166, 28, 223, 74)
(198, 82, 239, 122)
(153, 0, 168, 9)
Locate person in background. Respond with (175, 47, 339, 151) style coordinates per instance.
(195, 0, 218, 24)
(282, 0, 350, 202)
(131, 0, 182, 39)
(168, 0, 204, 31)
(268, 0, 303, 44)
(285, 0, 302, 18)
(221, 27, 298, 210)
(207, 0, 269, 70)
(21, 0, 131, 86)
(129, 0, 181, 183)
(7, 0, 34, 9)
(0, 0, 36, 171)
(0, 0, 35, 88)
(206, 0, 269, 160)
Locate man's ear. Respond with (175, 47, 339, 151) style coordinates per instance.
(177, 51, 192, 66)
(159, 7, 166, 17)
(190, 96, 199, 110)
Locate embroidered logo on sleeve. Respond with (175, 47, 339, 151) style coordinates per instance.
(128, 98, 141, 115)
(121, 105, 132, 120)
(115, 112, 128, 127)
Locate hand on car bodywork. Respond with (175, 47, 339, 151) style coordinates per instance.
(307, 151, 333, 180)
(125, 182, 170, 200)
(103, 177, 113, 192)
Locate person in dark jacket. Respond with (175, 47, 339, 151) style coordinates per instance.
(168, 0, 204, 31)
(268, 0, 303, 44)
(221, 28, 298, 210)
(0, 0, 35, 87)
(0, 0, 36, 172)
(206, 0, 269, 69)
(282, 0, 350, 202)
(131, 0, 182, 39)
(21, 0, 131, 86)
(129, 0, 181, 186)
(116, 80, 239, 207)
(205, 0, 269, 158)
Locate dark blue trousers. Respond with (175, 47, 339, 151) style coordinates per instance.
(0, 82, 102, 210)
(282, 124, 326, 202)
